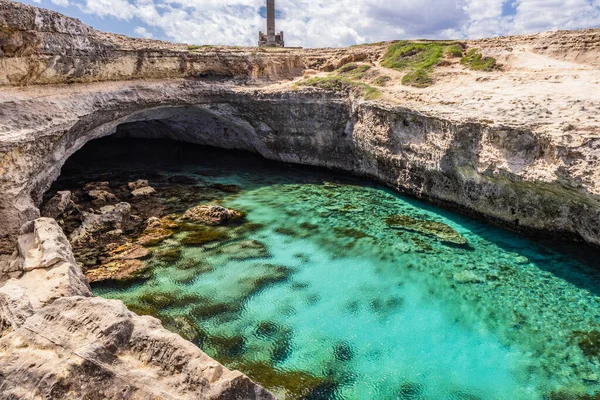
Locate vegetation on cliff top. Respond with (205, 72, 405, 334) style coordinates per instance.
(381, 41, 463, 87)
(460, 48, 498, 71)
(297, 75, 381, 100)
(381, 41, 497, 87)
(336, 63, 372, 80)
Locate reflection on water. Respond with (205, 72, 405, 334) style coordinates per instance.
(55, 139, 600, 399)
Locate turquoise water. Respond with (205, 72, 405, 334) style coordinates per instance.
(60, 139, 600, 399)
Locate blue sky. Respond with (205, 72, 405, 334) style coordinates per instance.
(20, 0, 600, 48)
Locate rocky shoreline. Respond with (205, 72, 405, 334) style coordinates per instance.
(41, 172, 248, 284)
(0, 216, 274, 399)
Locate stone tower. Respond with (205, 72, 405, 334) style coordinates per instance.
(258, 0, 284, 47)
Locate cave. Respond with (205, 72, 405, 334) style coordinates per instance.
(37, 132, 600, 399)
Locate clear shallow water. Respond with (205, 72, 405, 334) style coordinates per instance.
(59, 139, 600, 399)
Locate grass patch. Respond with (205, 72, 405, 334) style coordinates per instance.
(374, 75, 392, 86)
(382, 41, 451, 71)
(446, 44, 464, 58)
(335, 63, 372, 80)
(401, 69, 433, 88)
(298, 76, 381, 100)
(381, 40, 464, 87)
(460, 48, 497, 71)
(350, 41, 386, 47)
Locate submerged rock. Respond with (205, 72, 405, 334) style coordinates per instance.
(183, 205, 245, 226)
(85, 242, 150, 282)
(137, 216, 177, 247)
(210, 183, 242, 193)
(180, 229, 230, 246)
(385, 214, 467, 245)
(211, 240, 270, 261)
(453, 270, 485, 284)
(155, 247, 183, 263)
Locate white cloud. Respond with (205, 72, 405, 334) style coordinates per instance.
(511, 0, 600, 33)
(51, 0, 70, 6)
(134, 26, 153, 38)
(74, 0, 600, 47)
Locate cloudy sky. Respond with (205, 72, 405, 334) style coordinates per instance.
(21, 0, 600, 47)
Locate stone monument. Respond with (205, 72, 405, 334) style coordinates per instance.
(258, 0, 284, 47)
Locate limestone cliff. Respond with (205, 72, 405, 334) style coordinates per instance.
(1, 0, 600, 398)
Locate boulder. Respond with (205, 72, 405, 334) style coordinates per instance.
(87, 189, 117, 202)
(85, 242, 151, 283)
(0, 282, 33, 337)
(86, 259, 146, 282)
(128, 179, 149, 190)
(40, 190, 74, 219)
(70, 203, 131, 245)
(136, 216, 178, 247)
(0, 218, 91, 309)
(132, 186, 157, 197)
(85, 182, 117, 202)
(183, 205, 245, 226)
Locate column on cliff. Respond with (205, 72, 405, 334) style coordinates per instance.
(267, 0, 275, 36)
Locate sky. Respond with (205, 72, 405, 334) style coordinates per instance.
(21, 0, 600, 48)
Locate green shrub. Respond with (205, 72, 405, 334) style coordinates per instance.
(381, 41, 450, 71)
(446, 44, 464, 58)
(460, 48, 497, 71)
(381, 41, 461, 88)
(336, 63, 372, 80)
(401, 68, 433, 88)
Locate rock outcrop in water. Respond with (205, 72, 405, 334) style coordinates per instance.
(1, 0, 600, 397)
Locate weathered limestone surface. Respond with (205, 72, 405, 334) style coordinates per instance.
(1, 81, 599, 251)
(0, 0, 304, 85)
(0, 218, 274, 400)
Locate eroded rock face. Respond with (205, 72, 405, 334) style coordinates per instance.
(0, 218, 274, 399)
(0, 296, 275, 400)
(70, 202, 132, 245)
(0, 0, 305, 86)
(40, 191, 75, 219)
(1, 83, 599, 252)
